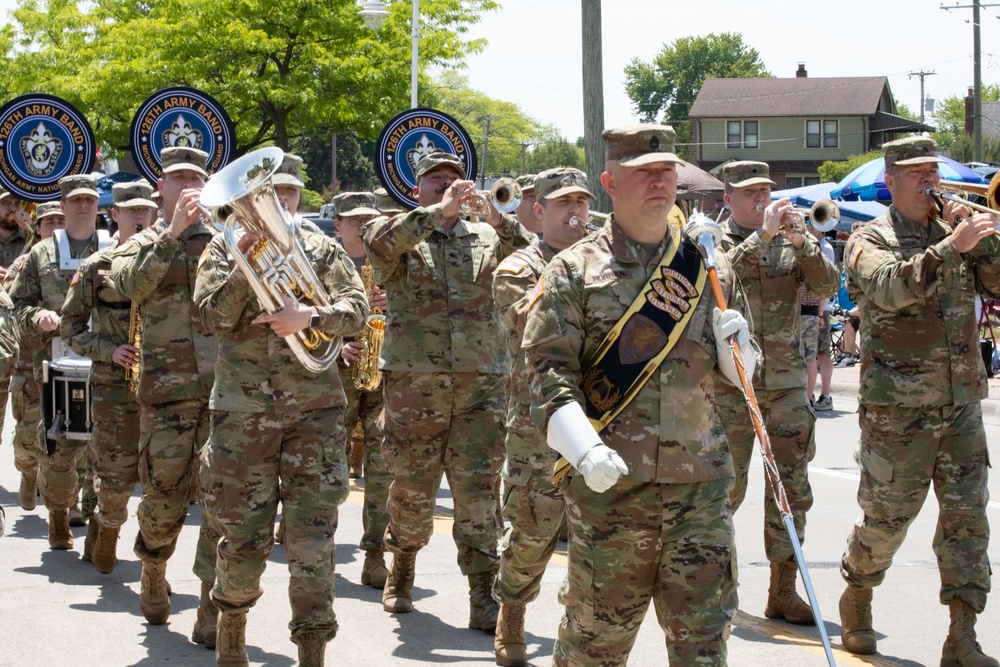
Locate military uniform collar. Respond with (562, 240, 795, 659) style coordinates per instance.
(720, 215, 755, 239)
(537, 237, 560, 263)
(152, 216, 213, 240)
(607, 213, 668, 265)
(434, 218, 477, 239)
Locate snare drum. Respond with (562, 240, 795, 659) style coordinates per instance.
(42, 356, 93, 450)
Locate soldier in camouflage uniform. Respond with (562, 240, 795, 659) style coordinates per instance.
(838, 136, 1000, 666)
(6, 202, 63, 511)
(522, 125, 752, 666)
(332, 191, 393, 589)
(60, 182, 156, 573)
(490, 167, 593, 666)
(715, 160, 839, 624)
(0, 188, 31, 442)
(8, 175, 107, 550)
(110, 147, 221, 645)
(194, 176, 368, 666)
(512, 174, 541, 235)
(363, 150, 532, 629)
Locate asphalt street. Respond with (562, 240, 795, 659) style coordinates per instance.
(1, 364, 998, 666)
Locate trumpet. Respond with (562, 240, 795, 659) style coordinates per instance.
(5, 200, 36, 247)
(568, 215, 602, 232)
(461, 178, 522, 217)
(756, 199, 841, 234)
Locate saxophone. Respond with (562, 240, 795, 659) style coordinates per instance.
(126, 300, 142, 394)
(352, 260, 385, 391)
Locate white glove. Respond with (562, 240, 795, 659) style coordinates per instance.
(547, 402, 629, 493)
(713, 307, 755, 387)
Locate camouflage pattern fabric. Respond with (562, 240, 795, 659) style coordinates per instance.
(817, 311, 832, 357)
(800, 314, 820, 363)
(491, 239, 566, 604)
(8, 232, 102, 512)
(60, 239, 140, 529)
(6, 252, 44, 478)
(0, 229, 28, 270)
(522, 217, 738, 663)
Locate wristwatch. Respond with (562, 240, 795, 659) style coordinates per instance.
(309, 312, 321, 329)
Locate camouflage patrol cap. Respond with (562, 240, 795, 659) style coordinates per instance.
(414, 151, 466, 180)
(34, 202, 63, 220)
(59, 174, 99, 199)
(883, 136, 944, 168)
(333, 191, 380, 218)
(373, 187, 403, 214)
(515, 174, 536, 194)
(160, 146, 209, 177)
(603, 124, 683, 167)
(534, 167, 594, 201)
(272, 153, 305, 188)
(722, 160, 776, 188)
(113, 181, 157, 208)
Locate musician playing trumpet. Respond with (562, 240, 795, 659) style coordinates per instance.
(716, 160, 839, 625)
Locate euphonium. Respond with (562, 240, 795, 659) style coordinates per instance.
(126, 300, 142, 393)
(352, 260, 385, 391)
(199, 146, 342, 373)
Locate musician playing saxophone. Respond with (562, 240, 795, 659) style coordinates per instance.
(60, 182, 155, 575)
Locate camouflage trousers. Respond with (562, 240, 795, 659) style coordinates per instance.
(0, 386, 7, 441)
(90, 383, 140, 529)
(492, 471, 565, 604)
(134, 399, 220, 585)
(841, 403, 992, 611)
(341, 375, 390, 552)
(717, 386, 815, 563)
(9, 372, 40, 475)
(201, 406, 349, 641)
(555, 476, 737, 667)
(35, 419, 89, 512)
(382, 371, 505, 575)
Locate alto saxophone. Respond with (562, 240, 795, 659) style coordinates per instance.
(126, 299, 142, 393)
(352, 260, 385, 391)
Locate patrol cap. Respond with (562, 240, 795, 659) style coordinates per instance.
(883, 136, 944, 168)
(603, 124, 683, 167)
(373, 187, 403, 214)
(113, 181, 157, 209)
(272, 153, 305, 188)
(59, 174, 99, 199)
(333, 192, 380, 218)
(35, 202, 63, 220)
(534, 167, 594, 201)
(722, 160, 776, 188)
(515, 174, 536, 194)
(160, 146, 209, 177)
(414, 151, 466, 180)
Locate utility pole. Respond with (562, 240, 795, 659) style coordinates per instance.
(330, 133, 337, 197)
(582, 0, 611, 214)
(907, 70, 937, 125)
(479, 115, 493, 189)
(942, 0, 1000, 161)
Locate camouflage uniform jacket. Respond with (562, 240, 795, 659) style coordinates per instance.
(523, 217, 736, 484)
(110, 218, 218, 405)
(193, 231, 369, 414)
(8, 232, 103, 380)
(4, 252, 43, 375)
(845, 205, 1000, 407)
(363, 204, 533, 373)
(0, 229, 28, 269)
(493, 238, 558, 485)
(719, 217, 839, 391)
(59, 237, 132, 387)
(0, 285, 18, 378)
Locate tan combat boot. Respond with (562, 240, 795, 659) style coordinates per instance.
(361, 549, 389, 589)
(93, 523, 120, 574)
(382, 552, 416, 613)
(18, 471, 37, 510)
(942, 600, 1000, 667)
(191, 580, 217, 649)
(48, 508, 73, 550)
(839, 584, 876, 655)
(68, 502, 85, 527)
(81, 518, 99, 562)
(468, 570, 500, 632)
(139, 559, 170, 624)
(494, 601, 527, 666)
(215, 611, 249, 667)
(764, 561, 815, 625)
(296, 631, 327, 667)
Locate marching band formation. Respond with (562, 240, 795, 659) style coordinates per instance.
(0, 94, 997, 667)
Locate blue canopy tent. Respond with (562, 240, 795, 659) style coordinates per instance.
(771, 182, 887, 232)
(830, 154, 986, 202)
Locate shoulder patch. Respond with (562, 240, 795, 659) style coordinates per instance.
(113, 239, 138, 256)
(527, 276, 545, 310)
(849, 244, 863, 269)
(70, 271, 81, 286)
(496, 257, 527, 275)
(196, 246, 212, 275)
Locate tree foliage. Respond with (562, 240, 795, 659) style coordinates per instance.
(3, 0, 498, 157)
(526, 137, 585, 173)
(931, 84, 1000, 154)
(817, 150, 884, 184)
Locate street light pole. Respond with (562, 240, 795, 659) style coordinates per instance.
(411, 0, 419, 108)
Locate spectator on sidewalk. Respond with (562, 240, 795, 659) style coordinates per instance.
(835, 273, 859, 368)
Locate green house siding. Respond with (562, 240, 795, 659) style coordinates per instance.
(697, 117, 867, 163)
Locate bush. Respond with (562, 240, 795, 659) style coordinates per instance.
(818, 150, 884, 185)
(299, 189, 325, 213)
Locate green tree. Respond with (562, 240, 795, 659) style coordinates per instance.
(945, 133, 1000, 163)
(817, 150, 884, 184)
(4, 0, 497, 156)
(931, 84, 1000, 154)
(526, 137, 586, 173)
(894, 99, 919, 122)
(624, 33, 771, 158)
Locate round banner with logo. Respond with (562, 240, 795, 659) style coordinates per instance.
(0, 94, 96, 202)
(375, 107, 478, 210)
(129, 87, 236, 184)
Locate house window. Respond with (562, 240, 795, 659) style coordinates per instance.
(727, 120, 759, 149)
(806, 119, 838, 148)
(785, 175, 822, 189)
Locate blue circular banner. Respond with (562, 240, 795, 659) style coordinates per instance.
(375, 107, 478, 210)
(0, 94, 96, 202)
(129, 87, 236, 184)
